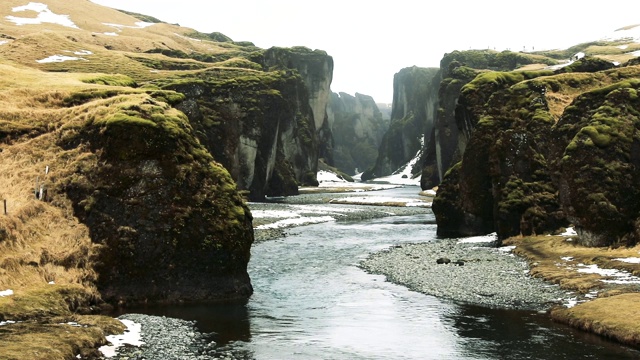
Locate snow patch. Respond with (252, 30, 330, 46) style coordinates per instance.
(0, 40, 9, 46)
(6, 2, 79, 29)
(36, 55, 86, 63)
(329, 196, 431, 207)
(560, 227, 577, 237)
(317, 170, 348, 183)
(102, 21, 155, 32)
(0, 320, 16, 326)
(576, 263, 640, 284)
(614, 257, 640, 264)
(457, 233, 498, 244)
(255, 216, 335, 230)
(497, 245, 516, 253)
(561, 256, 574, 261)
(99, 319, 144, 358)
(0, 289, 14, 297)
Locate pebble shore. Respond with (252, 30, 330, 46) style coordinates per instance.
(360, 238, 571, 311)
(102, 313, 251, 360)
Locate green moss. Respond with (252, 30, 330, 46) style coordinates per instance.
(63, 89, 122, 107)
(580, 125, 612, 147)
(82, 75, 137, 87)
(147, 90, 186, 106)
(95, 113, 157, 128)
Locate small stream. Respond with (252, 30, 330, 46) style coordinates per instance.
(137, 187, 640, 359)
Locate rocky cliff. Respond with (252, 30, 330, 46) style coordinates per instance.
(418, 50, 560, 189)
(328, 92, 388, 174)
(161, 47, 333, 201)
(432, 56, 640, 246)
(362, 66, 439, 180)
(56, 91, 254, 304)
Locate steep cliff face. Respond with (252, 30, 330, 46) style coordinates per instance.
(362, 66, 439, 180)
(52, 91, 255, 305)
(433, 58, 640, 246)
(161, 47, 333, 201)
(328, 92, 388, 174)
(262, 47, 335, 163)
(420, 50, 559, 189)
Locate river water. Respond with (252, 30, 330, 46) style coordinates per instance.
(140, 187, 640, 359)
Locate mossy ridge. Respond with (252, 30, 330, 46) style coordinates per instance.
(116, 9, 165, 23)
(440, 49, 558, 73)
(81, 74, 138, 87)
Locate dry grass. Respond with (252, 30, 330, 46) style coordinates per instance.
(505, 235, 640, 294)
(506, 235, 640, 348)
(551, 293, 640, 347)
(0, 322, 106, 360)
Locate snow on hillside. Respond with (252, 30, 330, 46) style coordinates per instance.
(6, 2, 79, 28)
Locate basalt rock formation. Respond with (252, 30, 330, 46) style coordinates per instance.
(56, 94, 254, 304)
(432, 55, 640, 246)
(163, 47, 333, 201)
(419, 50, 559, 189)
(328, 92, 389, 175)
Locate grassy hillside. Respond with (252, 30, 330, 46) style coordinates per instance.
(0, 1, 262, 358)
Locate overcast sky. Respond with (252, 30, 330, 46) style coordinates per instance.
(90, 0, 639, 103)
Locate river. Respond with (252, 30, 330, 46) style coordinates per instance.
(137, 186, 640, 359)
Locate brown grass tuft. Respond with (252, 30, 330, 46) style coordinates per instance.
(551, 293, 640, 347)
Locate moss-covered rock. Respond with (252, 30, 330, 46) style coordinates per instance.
(161, 68, 319, 200)
(550, 79, 640, 246)
(55, 97, 254, 305)
(432, 59, 640, 245)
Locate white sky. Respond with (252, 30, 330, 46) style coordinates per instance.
(89, 0, 639, 103)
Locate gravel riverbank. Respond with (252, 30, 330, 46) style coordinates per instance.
(360, 237, 571, 311)
(101, 314, 251, 360)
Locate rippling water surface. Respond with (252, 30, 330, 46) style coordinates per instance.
(139, 187, 640, 359)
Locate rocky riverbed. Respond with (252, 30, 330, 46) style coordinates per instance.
(360, 236, 571, 311)
(100, 314, 251, 360)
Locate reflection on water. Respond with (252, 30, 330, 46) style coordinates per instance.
(121, 187, 640, 359)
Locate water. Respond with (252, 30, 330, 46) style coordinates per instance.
(135, 187, 640, 359)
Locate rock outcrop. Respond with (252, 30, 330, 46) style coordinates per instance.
(0, 0, 337, 310)
(54, 92, 254, 305)
(328, 92, 389, 174)
(433, 56, 640, 246)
